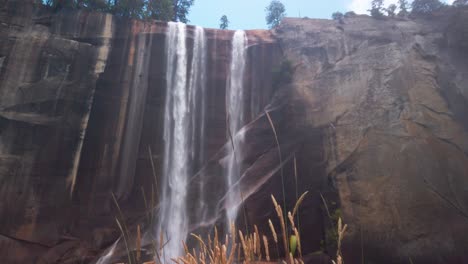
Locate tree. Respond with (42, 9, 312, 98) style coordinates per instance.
(113, 0, 146, 19)
(411, 0, 444, 14)
(344, 11, 356, 17)
(219, 15, 229, 29)
(45, 0, 75, 10)
(398, 0, 410, 16)
(370, 0, 384, 18)
(386, 4, 397, 17)
(265, 0, 286, 29)
(173, 0, 194, 23)
(42, 0, 195, 21)
(332, 11, 344, 20)
(147, 0, 173, 21)
(77, 0, 109, 11)
(453, 0, 468, 6)
(331, 12, 344, 24)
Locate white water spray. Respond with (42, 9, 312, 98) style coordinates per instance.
(159, 22, 207, 260)
(225, 30, 248, 224)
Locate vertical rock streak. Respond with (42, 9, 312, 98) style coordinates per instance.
(225, 30, 248, 224)
(116, 32, 153, 198)
(160, 22, 207, 259)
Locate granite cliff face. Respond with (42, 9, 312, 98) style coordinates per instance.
(1, 1, 468, 263)
(276, 10, 468, 263)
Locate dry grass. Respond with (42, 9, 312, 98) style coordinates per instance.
(166, 193, 330, 264)
(118, 192, 346, 264)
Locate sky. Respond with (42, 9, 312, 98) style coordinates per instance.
(188, 0, 456, 30)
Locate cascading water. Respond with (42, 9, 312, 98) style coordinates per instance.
(225, 30, 248, 224)
(189, 26, 208, 221)
(159, 22, 207, 260)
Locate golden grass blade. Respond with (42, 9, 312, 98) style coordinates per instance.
(183, 241, 189, 255)
(238, 230, 248, 261)
(221, 245, 227, 264)
(271, 194, 279, 209)
(191, 233, 207, 252)
(137, 225, 141, 263)
(254, 225, 261, 260)
(293, 227, 302, 258)
(263, 235, 270, 261)
(275, 204, 289, 254)
(268, 219, 278, 243)
(288, 211, 295, 229)
(227, 243, 237, 264)
(292, 191, 309, 219)
(214, 227, 219, 250)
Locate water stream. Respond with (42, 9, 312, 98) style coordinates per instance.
(225, 30, 248, 224)
(159, 22, 208, 260)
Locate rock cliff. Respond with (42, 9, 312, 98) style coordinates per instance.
(0, 1, 468, 263)
(276, 9, 468, 263)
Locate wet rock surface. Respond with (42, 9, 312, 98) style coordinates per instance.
(1, 1, 468, 263)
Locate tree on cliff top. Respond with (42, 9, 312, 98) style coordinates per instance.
(172, 0, 194, 23)
(219, 15, 229, 29)
(385, 3, 397, 17)
(453, 0, 467, 6)
(331, 12, 344, 24)
(398, 0, 410, 17)
(369, 0, 384, 18)
(113, 0, 147, 18)
(147, 0, 173, 21)
(411, 0, 444, 14)
(265, 0, 286, 29)
(43, 0, 193, 21)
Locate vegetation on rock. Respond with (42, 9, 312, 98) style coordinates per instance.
(331, 12, 344, 24)
(219, 15, 229, 29)
(265, 0, 286, 29)
(411, 0, 445, 14)
(370, 0, 385, 18)
(42, 0, 194, 21)
(398, 0, 410, 16)
(385, 3, 397, 17)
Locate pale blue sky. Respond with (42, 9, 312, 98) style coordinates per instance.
(188, 0, 347, 29)
(188, 0, 455, 30)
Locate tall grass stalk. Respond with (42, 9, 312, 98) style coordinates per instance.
(111, 192, 135, 263)
(293, 155, 300, 232)
(265, 110, 288, 241)
(115, 218, 133, 264)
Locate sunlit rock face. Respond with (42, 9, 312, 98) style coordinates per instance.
(276, 8, 468, 264)
(1, 1, 468, 263)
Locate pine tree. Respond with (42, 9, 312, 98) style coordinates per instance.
(370, 0, 384, 18)
(172, 0, 194, 23)
(265, 0, 286, 29)
(386, 4, 397, 17)
(398, 0, 410, 17)
(219, 15, 229, 29)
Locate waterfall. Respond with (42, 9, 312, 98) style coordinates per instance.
(225, 30, 248, 224)
(189, 26, 208, 221)
(159, 22, 207, 260)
